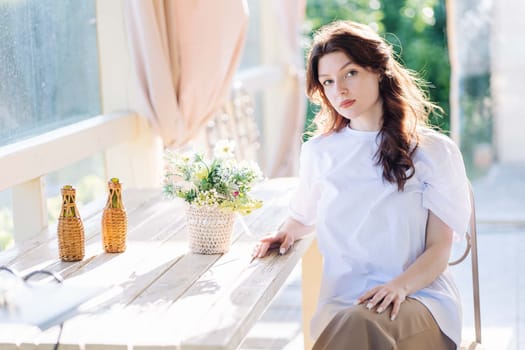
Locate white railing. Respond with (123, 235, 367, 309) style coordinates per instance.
(0, 112, 141, 242)
(0, 113, 139, 193)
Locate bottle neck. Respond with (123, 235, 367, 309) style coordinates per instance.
(107, 186, 124, 209)
(61, 191, 78, 218)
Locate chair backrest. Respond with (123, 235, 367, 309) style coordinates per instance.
(198, 83, 260, 162)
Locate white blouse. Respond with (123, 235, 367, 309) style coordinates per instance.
(290, 126, 471, 347)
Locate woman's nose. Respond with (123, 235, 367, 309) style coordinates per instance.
(336, 80, 348, 95)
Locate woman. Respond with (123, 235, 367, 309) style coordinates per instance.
(252, 20, 471, 349)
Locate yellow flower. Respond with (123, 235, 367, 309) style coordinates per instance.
(194, 167, 208, 181)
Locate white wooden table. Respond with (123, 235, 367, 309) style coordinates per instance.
(0, 177, 312, 350)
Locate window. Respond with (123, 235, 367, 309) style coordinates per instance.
(0, 0, 101, 146)
(239, 0, 261, 70)
(0, 0, 104, 248)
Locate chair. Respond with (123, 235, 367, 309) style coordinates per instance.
(449, 184, 483, 350)
(195, 82, 261, 162)
(301, 183, 483, 350)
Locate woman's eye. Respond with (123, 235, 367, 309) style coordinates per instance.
(345, 70, 357, 78)
(322, 79, 333, 86)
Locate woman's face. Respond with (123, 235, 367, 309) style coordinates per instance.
(317, 51, 383, 131)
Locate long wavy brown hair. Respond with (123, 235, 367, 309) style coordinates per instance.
(306, 21, 440, 191)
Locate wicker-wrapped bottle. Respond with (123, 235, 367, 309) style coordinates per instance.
(57, 185, 85, 261)
(102, 178, 127, 253)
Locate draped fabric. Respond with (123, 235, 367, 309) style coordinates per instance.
(267, 0, 307, 177)
(124, 0, 249, 148)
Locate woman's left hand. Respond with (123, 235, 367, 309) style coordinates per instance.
(356, 282, 408, 321)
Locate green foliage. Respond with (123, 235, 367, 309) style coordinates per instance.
(305, 0, 450, 134)
(459, 73, 492, 178)
(306, 0, 384, 32)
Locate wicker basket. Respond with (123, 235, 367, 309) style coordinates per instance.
(186, 205, 235, 254)
(57, 186, 85, 262)
(102, 179, 127, 253)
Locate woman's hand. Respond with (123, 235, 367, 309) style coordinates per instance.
(251, 216, 314, 260)
(252, 230, 295, 259)
(356, 282, 408, 321)
(355, 211, 453, 321)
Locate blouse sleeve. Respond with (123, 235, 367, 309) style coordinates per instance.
(417, 133, 472, 235)
(288, 141, 319, 226)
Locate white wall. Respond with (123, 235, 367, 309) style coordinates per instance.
(492, 0, 525, 162)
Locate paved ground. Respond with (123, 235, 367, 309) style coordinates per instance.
(472, 164, 525, 224)
(240, 163, 525, 350)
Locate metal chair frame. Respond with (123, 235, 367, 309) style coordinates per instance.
(448, 184, 482, 347)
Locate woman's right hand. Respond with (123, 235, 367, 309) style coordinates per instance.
(252, 230, 295, 259)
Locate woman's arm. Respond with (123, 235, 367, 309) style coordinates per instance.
(252, 216, 315, 258)
(357, 210, 453, 320)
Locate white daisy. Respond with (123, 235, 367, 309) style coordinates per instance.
(213, 140, 236, 159)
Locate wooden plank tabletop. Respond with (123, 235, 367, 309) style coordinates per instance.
(0, 177, 312, 350)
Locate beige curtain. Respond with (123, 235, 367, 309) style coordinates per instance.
(267, 0, 307, 177)
(125, 0, 249, 148)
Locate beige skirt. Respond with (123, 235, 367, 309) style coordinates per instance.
(313, 297, 456, 350)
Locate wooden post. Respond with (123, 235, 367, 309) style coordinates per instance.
(12, 177, 48, 241)
(302, 238, 323, 350)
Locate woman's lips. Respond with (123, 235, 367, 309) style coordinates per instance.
(339, 99, 355, 108)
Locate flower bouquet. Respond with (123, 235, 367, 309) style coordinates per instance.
(163, 140, 263, 254)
